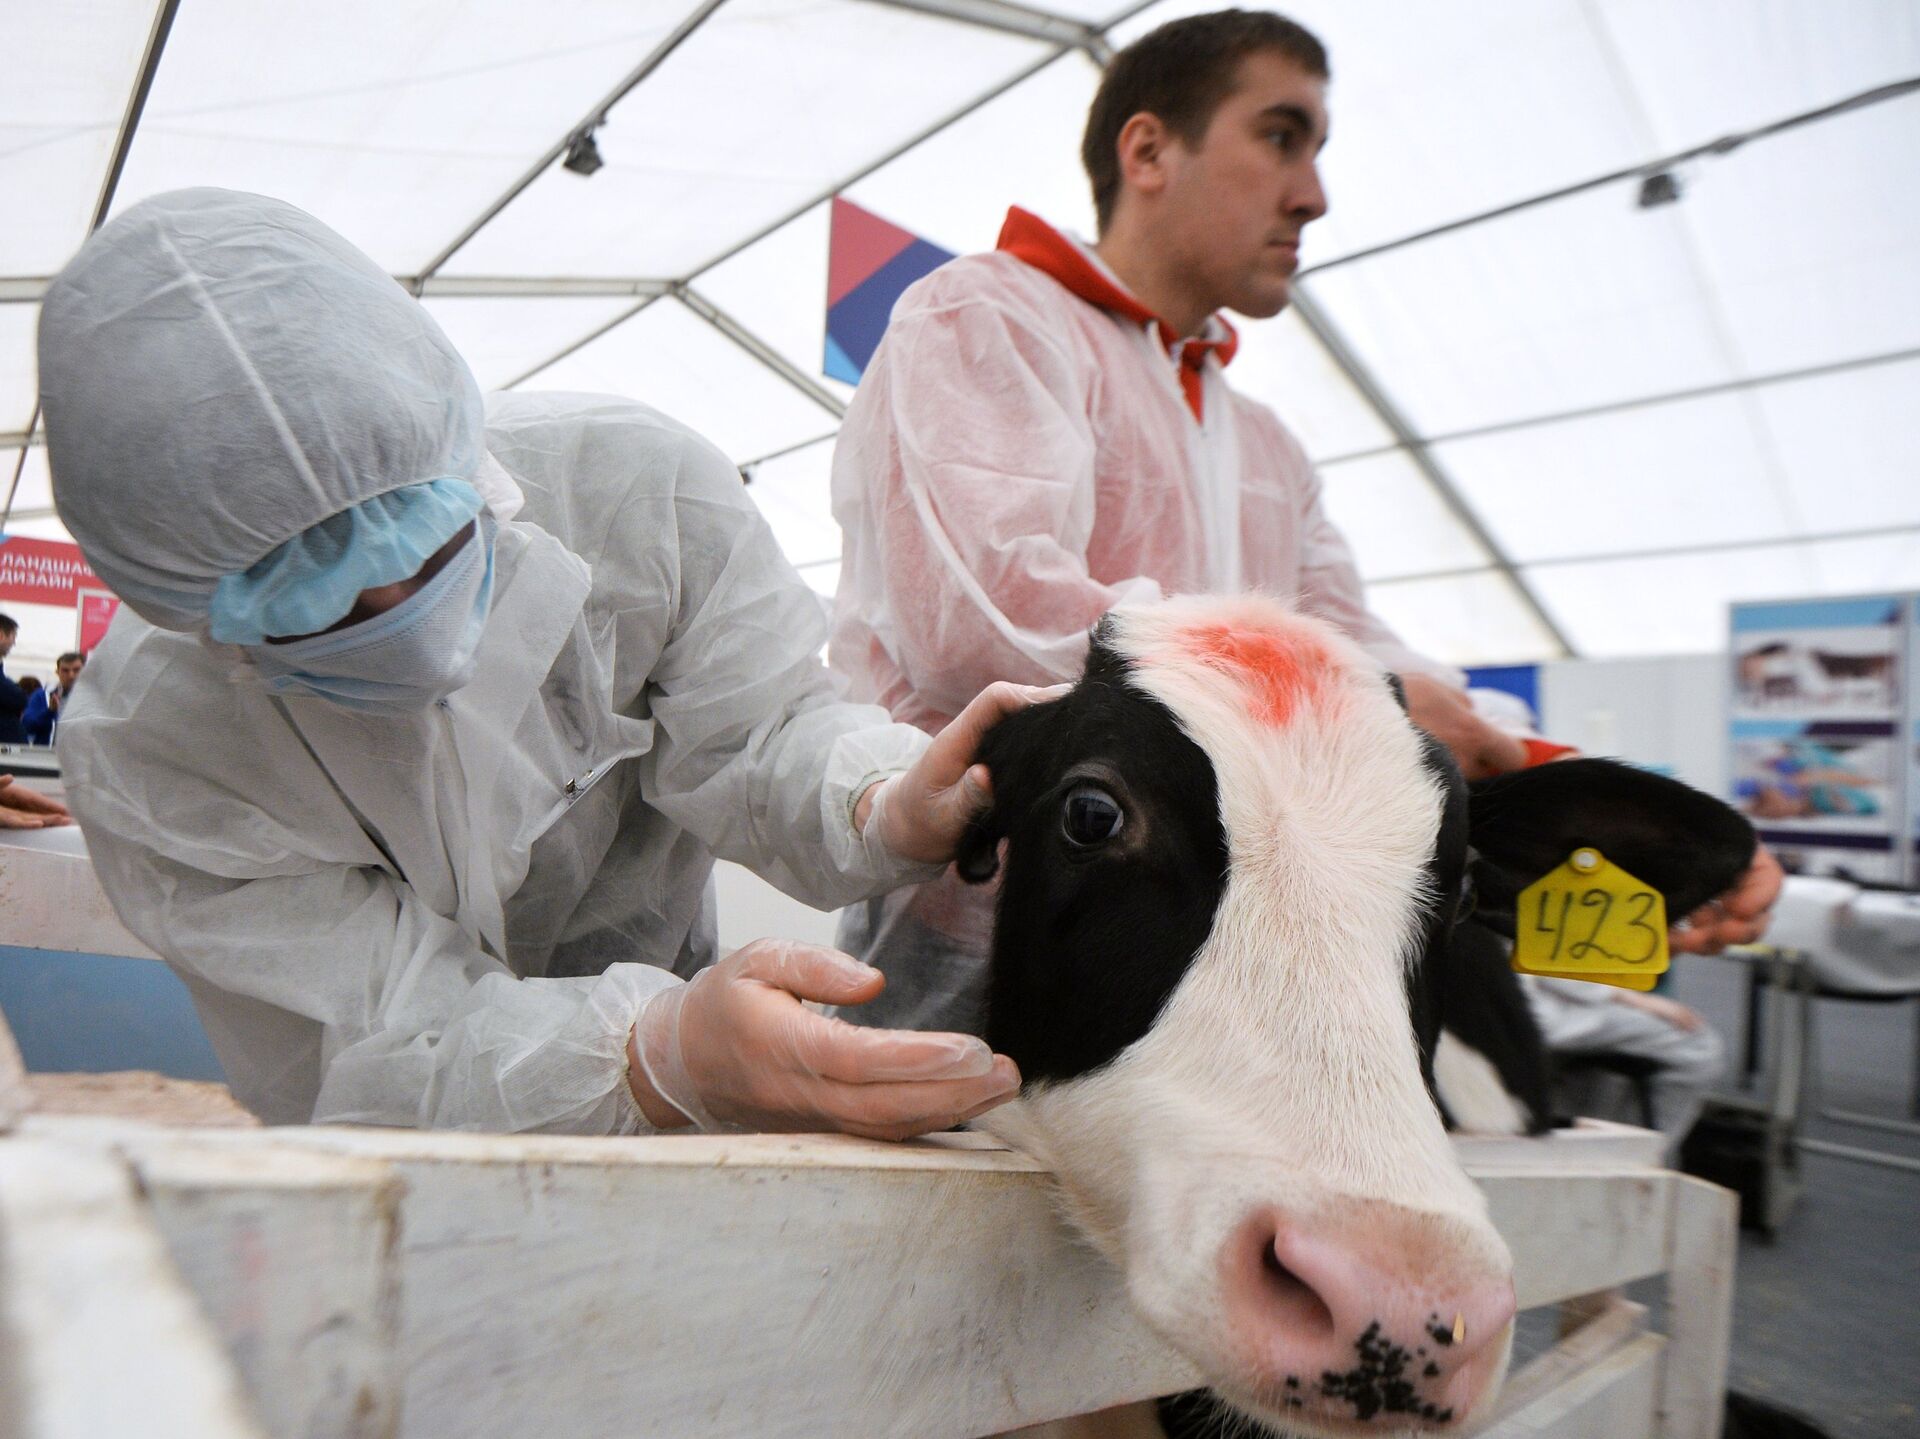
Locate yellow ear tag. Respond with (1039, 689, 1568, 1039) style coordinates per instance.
(1510, 847, 1669, 992)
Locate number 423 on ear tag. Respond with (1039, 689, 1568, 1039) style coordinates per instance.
(1511, 848, 1669, 992)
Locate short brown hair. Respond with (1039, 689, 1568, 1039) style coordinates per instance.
(1081, 9, 1328, 232)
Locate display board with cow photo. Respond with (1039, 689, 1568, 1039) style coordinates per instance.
(1728, 595, 1913, 884)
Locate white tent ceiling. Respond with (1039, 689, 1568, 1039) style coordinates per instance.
(3, 0, 1916, 663)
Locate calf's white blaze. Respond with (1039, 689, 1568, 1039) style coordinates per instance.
(979, 597, 1513, 1431)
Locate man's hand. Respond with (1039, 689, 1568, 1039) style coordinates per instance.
(45, 688, 60, 713)
(855, 681, 1069, 864)
(0, 775, 71, 829)
(1669, 843, 1783, 954)
(1399, 673, 1529, 780)
(628, 940, 1021, 1139)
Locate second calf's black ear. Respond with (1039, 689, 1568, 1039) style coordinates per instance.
(1467, 758, 1756, 923)
(955, 820, 1003, 883)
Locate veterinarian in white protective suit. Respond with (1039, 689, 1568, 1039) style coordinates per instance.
(38, 188, 1029, 1136)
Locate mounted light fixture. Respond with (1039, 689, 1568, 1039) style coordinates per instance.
(563, 126, 605, 177)
(1636, 169, 1682, 208)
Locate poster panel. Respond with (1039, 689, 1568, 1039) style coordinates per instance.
(1729, 595, 1907, 883)
(76, 588, 120, 652)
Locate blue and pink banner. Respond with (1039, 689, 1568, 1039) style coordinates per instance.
(824, 198, 954, 385)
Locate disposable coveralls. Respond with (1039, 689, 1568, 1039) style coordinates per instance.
(41, 189, 936, 1131)
(830, 207, 1455, 1031)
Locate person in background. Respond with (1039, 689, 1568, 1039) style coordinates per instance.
(0, 615, 28, 745)
(828, 9, 1777, 1034)
(39, 188, 1037, 1137)
(22, 651, 84, 745)
(1527, 977, 1726, 1158)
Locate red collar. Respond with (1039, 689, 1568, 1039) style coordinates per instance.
(996, 206, 1237, 422)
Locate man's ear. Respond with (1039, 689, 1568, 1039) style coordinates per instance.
(1467, 758, 1756, 925)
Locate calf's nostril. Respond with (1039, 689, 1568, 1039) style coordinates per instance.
(1258, 1234, 1336, 1340)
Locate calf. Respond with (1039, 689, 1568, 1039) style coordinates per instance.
(957, 595, 1753, 1436)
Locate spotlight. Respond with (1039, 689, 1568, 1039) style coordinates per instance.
(1636, 170, 1682, 208)
(563, 127, 604, 177)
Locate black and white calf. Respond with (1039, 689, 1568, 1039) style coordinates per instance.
(956, 595, 1754, 1436)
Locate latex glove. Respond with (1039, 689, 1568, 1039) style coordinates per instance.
(0, 775, 72, 829)
(629, 939, 1021, 1139)
(856, 681, 1070, 864)
(1399, 673, 1529, 780)
(1670, 843, 1783, 954)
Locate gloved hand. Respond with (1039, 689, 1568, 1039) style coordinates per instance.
(628, 939, 1021, 1139)
(856, 681, 1069, 864)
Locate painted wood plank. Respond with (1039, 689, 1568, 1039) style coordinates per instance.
(1452, 1119, 1665, 1171)
(1476, 1333, 1663, 1438)
(24, 1119, 1194, 1439)
(128, 1139, 405, 1439)
(0, 1139, 265, 1439)
(1478, 1169, 1673, 1308)
(1479, 1295, 1644, 1425)
(15, 1120, 1710, 1439)
(1657, 1177, 1737, 1439)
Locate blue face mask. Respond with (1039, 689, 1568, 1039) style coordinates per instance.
(246, 517, 495, 715)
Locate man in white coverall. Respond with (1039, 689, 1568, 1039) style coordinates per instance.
(39, 188, 1032, 1136)
(830, 10, 1780, 1032)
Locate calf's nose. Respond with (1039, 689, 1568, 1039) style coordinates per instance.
(1219, 1199, 1515, 1427)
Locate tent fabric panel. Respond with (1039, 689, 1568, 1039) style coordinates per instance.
(1230, 307, 1394, 461)
(0, 307, 41, 435)
(106, 0, 698, 273)
(4, 447, 54, 519)
(1302, 187, 1738, 438)
(1436, 393, 1800, 564)
(1316, 449, 1490, 581)
(0, 0, 154, 274)
(698, 203, 855, 405)
(1364, 567, 1564, 667)
(1756, 356, 1920, 536)
(1526, 532, 1920, 658)
(1597, 0, 1920, 153)
(1678, 97, 1920, 378)
(744, 437, 840, 571)
(515, 295, 837, 462)
(448, 0, 1048, 279)
(421, 295, 645, 392)
(845, 51, 1099, 260)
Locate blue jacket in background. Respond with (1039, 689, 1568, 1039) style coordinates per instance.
(22, 685, 70, 745)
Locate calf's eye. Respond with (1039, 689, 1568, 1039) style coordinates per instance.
(1062, 785, 1125, 847)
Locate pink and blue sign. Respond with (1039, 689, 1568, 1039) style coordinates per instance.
(824, 197, 954, 385)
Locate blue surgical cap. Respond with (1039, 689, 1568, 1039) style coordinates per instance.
(208, 477, 486, 644)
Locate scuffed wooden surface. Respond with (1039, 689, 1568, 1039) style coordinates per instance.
(25, 1071, 258, 1127)
(0, 1139, 266, 1439)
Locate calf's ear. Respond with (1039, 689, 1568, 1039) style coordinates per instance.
(1466, 758, 1756, 925)
(955, 814, 1005, 883)
(952, 697, 1059, 885)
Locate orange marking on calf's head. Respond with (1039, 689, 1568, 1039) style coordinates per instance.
(1178, 620, 1335, 727)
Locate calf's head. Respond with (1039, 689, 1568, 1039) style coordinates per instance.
(958, 595, 1753, 1436)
